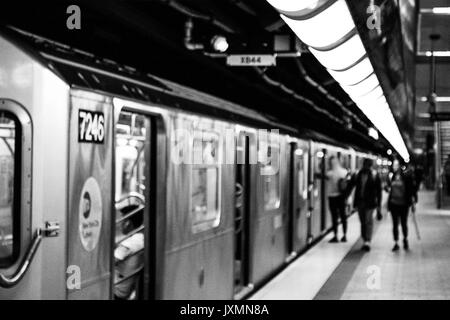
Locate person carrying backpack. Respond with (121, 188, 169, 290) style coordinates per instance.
(387, 159, 417, 251)
(326, 156, 349, 243)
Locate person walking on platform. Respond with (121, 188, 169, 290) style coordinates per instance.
(386, 159, 417, 251)
(348, 158, 382, 252)
(326, 156, 349, 243)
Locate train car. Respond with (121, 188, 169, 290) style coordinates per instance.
(0, 27, 383, 300)
(285, 138, 309, 257)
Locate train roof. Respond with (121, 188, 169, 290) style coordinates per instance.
(1, 26, 363, 149)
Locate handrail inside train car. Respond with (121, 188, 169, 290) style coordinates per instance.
(115, 192, 145, 207)
(0, 230, 42, 288)
(115, 205, 145, 225)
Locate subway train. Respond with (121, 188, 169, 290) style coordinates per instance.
(0, 27, 385, 300)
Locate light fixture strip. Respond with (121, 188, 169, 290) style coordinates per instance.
(265, 0, 410, 161)
(420, 7, 450, 15)
(419, 51, 450, 57)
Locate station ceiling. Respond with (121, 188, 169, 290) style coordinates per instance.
(0, 0, 414, 154)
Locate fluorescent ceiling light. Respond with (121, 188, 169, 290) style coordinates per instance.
(328, 58, 374, 86)
(265, 0, 320, 12)
(309, 34, 366, 71)
(368, 127, 379, 140)
(420, 96, 450, 102)
(432, 7, 450, 14)
(424, 51, 450, 57)
(349, 85, 383, 103)
(342, 73, 380, 97)
(266, 0, 410, 161)
(280, 0, 354, 49)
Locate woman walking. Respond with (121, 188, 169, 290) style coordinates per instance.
(387, 159, 417, 251)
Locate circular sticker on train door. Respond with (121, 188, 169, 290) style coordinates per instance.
(78, 177, 103, 252)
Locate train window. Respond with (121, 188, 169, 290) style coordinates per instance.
(115, 112, 148, 201)
(341, 154, 347, 169)
(191, 131, 221, 233)
(0, 112, 19, 266)
(315, 151, 324, 172)
(297, 153, 308, 200)
(261, 144, 281, 210)
(345, 155, 351, 170)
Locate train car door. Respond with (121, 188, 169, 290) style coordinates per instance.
(234, 131, 253, 297)
(288, 142, 309, 254)
(321, 149, 330, 232)
(113, 107, 155, 300)
(309, 143, 324, 240)
(67, 92, 113, 299)
(342, 152, 353, 215)
(0, 101, 34, 298)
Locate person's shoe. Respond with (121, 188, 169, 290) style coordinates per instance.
(329, 236, 339, 243)
(403, 239, 409, 250)
(392, 243, 400, 252)
(361, 243, 371, 252)
(341, 235, 347, 242)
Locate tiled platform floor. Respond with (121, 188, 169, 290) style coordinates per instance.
(316, 190, 450, 300)
(252, 190, 450, 300)
(249, 213, 362, 300)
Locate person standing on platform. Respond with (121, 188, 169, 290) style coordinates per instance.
(326, 156, 349, 243)
(386, 159, 417, 251)
(348, 158, 382, 251)
(414, 164, 424, 193)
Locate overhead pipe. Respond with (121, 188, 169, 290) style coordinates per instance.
(160, 0, 234, 33)
(161, 0, 358, 128)
(254, 67, 344, 125)
(184, 19, 204, 51)
(294, 52, 368, 129)
(228, 0, 257, 16)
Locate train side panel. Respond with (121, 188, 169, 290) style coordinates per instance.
(66, 91, 113, 299)
(162, 115, 234, 299)
(251, 134, 289, 283)
(288, 139, 310, 254)
(309, 141, 324, 240)
(0, 36, 70, 299)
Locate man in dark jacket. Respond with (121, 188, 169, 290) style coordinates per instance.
(348, 158, 382, 251)
(387, 159, 417, 251)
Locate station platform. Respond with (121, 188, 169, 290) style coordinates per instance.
(250, 190, 450, 300)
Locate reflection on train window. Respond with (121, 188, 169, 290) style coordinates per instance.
(191, 131, 221, 233)
(192, 131, 219, 165)
(0, 113, 17, 264)
(316, 150, 324, 171)
(114, 111, 148, 300)
(261, 144, 280, 210)
(297, 154, 308, 200)
(115, 112, 148, 201)
(342, 154, 350, 171)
